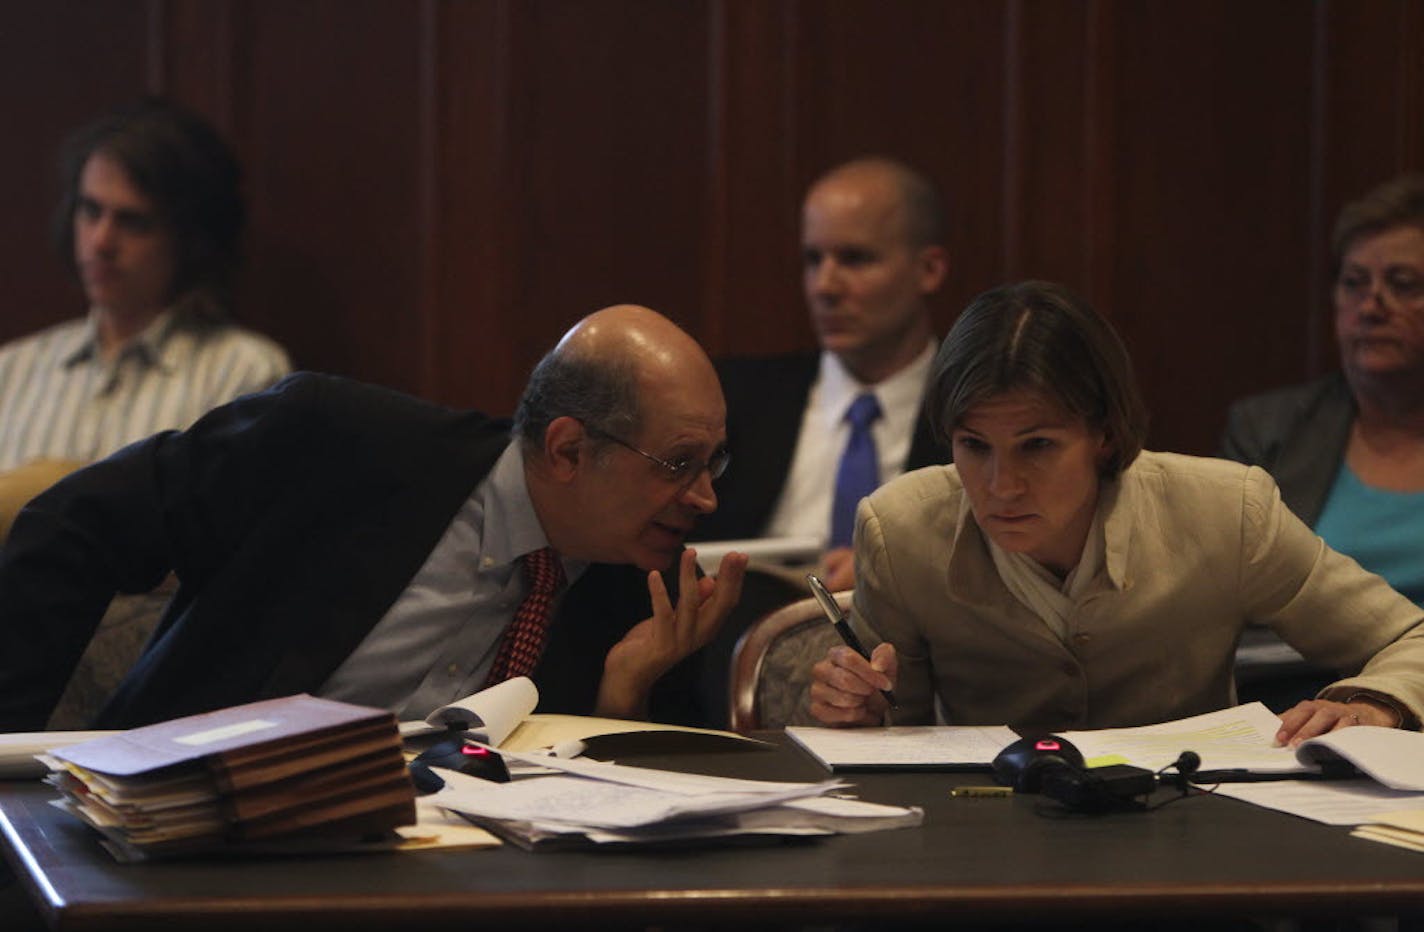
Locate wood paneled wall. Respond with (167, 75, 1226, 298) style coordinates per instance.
(3, 0, 1421, 454)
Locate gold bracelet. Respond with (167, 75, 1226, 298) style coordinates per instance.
(1343, 692, 1405, 729)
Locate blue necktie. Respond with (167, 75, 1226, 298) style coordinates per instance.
(830, 393, 882, 548)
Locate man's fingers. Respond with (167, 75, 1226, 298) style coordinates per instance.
(687, 551, 748, 645)
(706, 551, 748, 612)
(646, 568, 673, 619)
(673, 549, 698, 621)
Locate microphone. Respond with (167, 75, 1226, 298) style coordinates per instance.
(1156, 750, 1201, 793)
(993, 735, 1155, 812)
(992, 736, 1202, 813)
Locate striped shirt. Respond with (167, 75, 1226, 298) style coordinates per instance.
(0, 306, 291, 472)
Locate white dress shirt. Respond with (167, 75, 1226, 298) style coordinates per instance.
(765, 339, 935, 545)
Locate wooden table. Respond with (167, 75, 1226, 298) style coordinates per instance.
(3, 735, 1423, 929)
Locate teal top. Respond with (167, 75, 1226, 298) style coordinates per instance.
(1315, 464, 1424, 607)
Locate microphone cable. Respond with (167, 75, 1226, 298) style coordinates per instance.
(1143, 750, 1206, 811)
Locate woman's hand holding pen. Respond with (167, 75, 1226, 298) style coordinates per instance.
(809, 642, 898, 726)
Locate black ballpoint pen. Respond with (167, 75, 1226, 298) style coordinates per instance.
(806, 573, 898, 710)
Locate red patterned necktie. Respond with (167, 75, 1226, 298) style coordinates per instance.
(484, 547, 565, 686)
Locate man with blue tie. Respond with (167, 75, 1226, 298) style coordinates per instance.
(695, 157, 950, 590)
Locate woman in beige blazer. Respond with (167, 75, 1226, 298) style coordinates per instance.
(810, 281, 1424, 744)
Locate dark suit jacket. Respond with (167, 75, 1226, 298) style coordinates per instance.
(693, 350, 945, 542)
(1218, 373, 1354, 527)
(0, 373, 704, 731)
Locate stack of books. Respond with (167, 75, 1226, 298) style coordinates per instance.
(44, 694, 415, 861)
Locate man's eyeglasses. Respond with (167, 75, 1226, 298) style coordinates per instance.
(584, 423, 730, 486)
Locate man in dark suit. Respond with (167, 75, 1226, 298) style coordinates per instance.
(694, 157, 949, 590)
(0, 304, 747, 732)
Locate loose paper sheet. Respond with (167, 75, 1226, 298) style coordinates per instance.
(785, 725, 1017, 770)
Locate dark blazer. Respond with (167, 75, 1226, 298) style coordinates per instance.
(1218, 373, 1354, 527)
(694, 350, 945, 542)
(0, 373, 703, 731)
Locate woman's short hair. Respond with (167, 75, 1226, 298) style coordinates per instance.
(1331, 174, 1424, 276)
(926, 280, 1149, 479)
(52, 97, 245, 313)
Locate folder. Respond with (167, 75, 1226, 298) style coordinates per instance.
(47, 694, 416, 859)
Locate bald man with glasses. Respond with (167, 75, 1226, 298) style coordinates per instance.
(0, 304, 748, 732)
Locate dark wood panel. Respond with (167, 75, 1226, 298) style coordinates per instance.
(705, 0, 801, 358)
(1107, 0, 1316, 454)
(480, 0, 715, 415)
(159, 0, 240, 131)
(1, 0, 1422, 454)
(790, 0, 1010, 334)
(1009, 0, 1095, 289)
(234, 0, 427, 394)
(0, 3, 153, 340)
(1312, 0, 1424, 372)
(428, 0, 514, 411)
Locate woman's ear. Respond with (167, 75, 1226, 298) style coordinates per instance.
(1095, 427, 1116, 475)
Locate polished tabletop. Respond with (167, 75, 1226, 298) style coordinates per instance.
(3, 734, 1423, 930)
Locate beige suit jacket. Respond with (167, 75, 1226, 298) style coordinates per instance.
(854, 451, 1424, 732)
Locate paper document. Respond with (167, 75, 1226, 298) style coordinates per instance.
(1293, 726, 1424, 791)
(1352, 809, 1424, 852)
(433, 770, 830, 830)
(493, 746, 839, 795)
(501, 713, 755, 754)
(399, 678, 759, 754)
(429, 755, 918, 849)
(785, 724, 1018, 771)
(0, 731, 116, 779)
(393, 803, 502, 851)
(1059, 704, 1424, 788)
(1213, 779, 1424, 826)
(693, 536, 821, 573)
(1058, 703, 1304, 774)
(401, 676, 537, 743)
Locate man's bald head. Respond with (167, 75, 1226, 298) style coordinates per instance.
(807, 156, 947, 250)
(513, 304, 721, 454)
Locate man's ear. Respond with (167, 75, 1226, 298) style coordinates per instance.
(543, 416, 586, 482)
(916, 244, 949, 295)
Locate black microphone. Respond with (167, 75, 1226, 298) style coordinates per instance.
(1156, 750, 1201, 792)
(992, 737, 1199, 813)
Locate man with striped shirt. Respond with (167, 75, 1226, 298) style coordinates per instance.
(0, 98, 289, 480)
